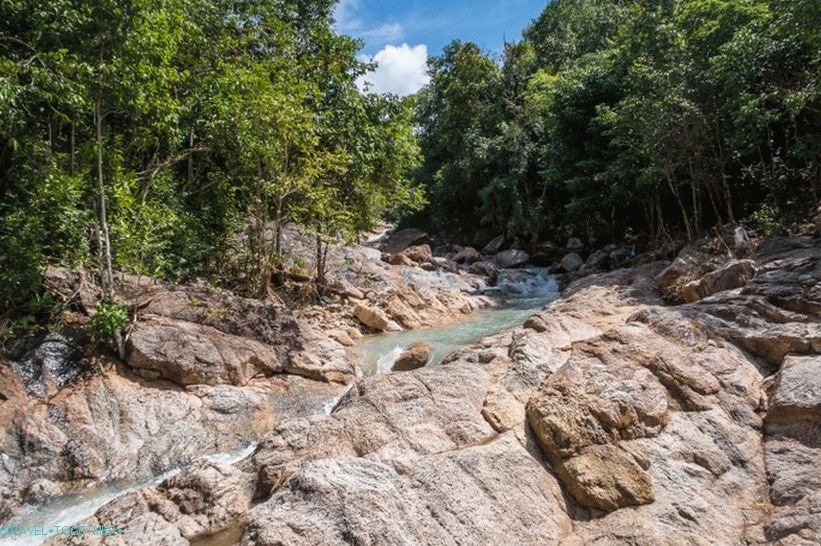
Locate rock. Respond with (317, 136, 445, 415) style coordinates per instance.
(48, 461, 256, 545)
(402, 244, 432, 263)
(495, 249, 530, 268)
(339, 282, 364, 300)
(0, 363, 343, 521)
(469, 261, 499, 282)
(581, 247, 611, 273)
(391, 342, 432, 372)
(379, 228, 429, 255)
(245, 434, 571, 546)
(382, 252, 416, 267)
(767, 355, 821, 423)
(352, 304, 400, 332)
(680, 259, 756, 302)
(327, 329, 355, 347)
(482, 234, 505, 255)
(567, 237, 584, 250)
(9, 333, 84, 398)
(815, 209, 821, 237)
(561, 444, 654, 512)
(42, 266, 100, 313)
(654, 246, 715, 299)
(127, 315, 282, 386)
(560, 252, 584, 272)
(452, 246, 482, 264)
(429, 256, 457, 272)
(23, 479, 62, 504)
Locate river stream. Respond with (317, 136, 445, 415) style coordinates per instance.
(1, 268, 559, 545)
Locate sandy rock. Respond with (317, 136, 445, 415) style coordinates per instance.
(495, 249, 530, 268)
(391, 342, 432, 372)
(560, 252, 584, 272)
(562, 444, 654, 511)
(452, 246, 482, 264)
(382, 252, 416, 267)
(767, 355, 821, 424)
(0, 367, 342, 521)
(244, 434, 571, 546)
(352, 304, 400, 332)
(128, 315, 281, 386)
(744, 237, 821, 315)
(42, 266, 101, 313)
(401, 244, 432, 263)
(253, 363, 496, 494)
(326, 329, 356, 347)
(654, 246, 715, 298)
(681, 259, 756, 302)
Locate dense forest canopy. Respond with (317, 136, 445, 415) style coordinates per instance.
(0, 0, 422, 335)
(414, 0, 820, 246)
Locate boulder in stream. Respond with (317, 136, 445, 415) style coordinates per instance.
(495, 249, 529, 268)
(392, 342, 433, 372)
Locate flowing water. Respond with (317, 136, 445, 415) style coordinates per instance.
(0, 444, 258, 546)
(352, 268, 559, 375)
(2, 268, 559, 545)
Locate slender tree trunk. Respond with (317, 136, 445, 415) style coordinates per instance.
(95, 96, 114, 299)
(665, 168, 693, 241)
(315, 230, 325, 288)
(70, 122, 76, 175)
(95, 94, 126, 361)
(187, 129, 194, 186)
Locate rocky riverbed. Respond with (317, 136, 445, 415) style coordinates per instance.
(1, 232, 820, 545)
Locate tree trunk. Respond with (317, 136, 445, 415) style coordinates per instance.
(187, 129, 194, 186)
(95, 95, 125, 361)
(70, 122, 76, 175)
(315, 231, 325, 288)
(665, 168, 693, 241)
(95, 96, 114, 299)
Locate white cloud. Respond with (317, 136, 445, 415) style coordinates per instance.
(358, 44, 430, 97)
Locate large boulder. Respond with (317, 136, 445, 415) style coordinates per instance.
(680, 259, 756, 302)
(245, 434, 571, 546)
(560, 252, 583, 272)
(767, 355, 821, 424)
(452, 246, 482, 264)
(469, 261, 499, 282)
(402, 244, 432, 263)
(495, 249, 529, 268)
(9, 333, 84, 398)
(566, 237, 584, 251)
(379, 228, 430, 255)
(128, 315, 281, 386)
(654, 246, 715, 299)
(392, 342, 433, 372)
(352, 304, 400, 332)
(482, 234, 505, 255)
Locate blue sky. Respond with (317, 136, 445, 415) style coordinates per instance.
(335, 0, 547, 96)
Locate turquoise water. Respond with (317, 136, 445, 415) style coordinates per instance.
(352, 269, 559, 375)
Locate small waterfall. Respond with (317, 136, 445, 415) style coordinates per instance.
(1, 444, 258, 546)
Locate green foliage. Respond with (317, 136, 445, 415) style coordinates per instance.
(414, 0, 820, 245)
(0, 0, 423, 325)
(88, 301, 129, 343)
(750, 204, 782, 236)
